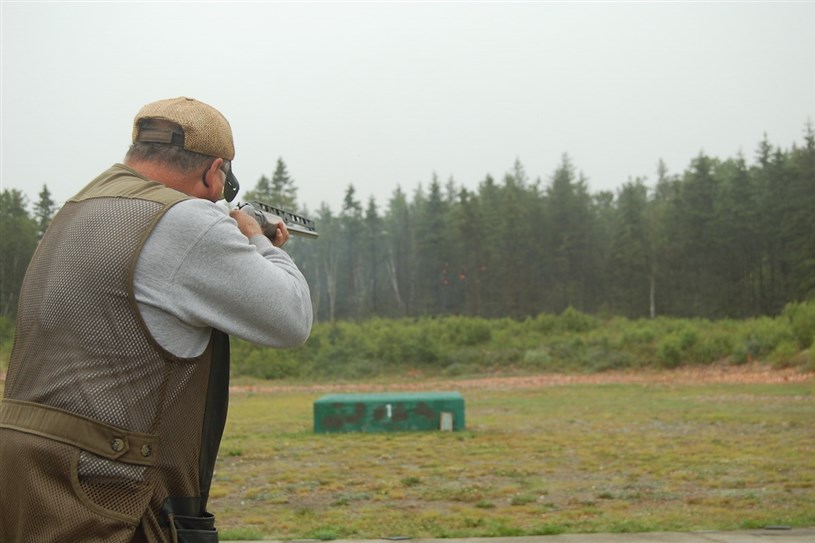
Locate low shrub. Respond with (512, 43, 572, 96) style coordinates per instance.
(232, 349, 302, 380)
(656, 333, 683, 368)
(521, 347, 553, 370)
(0, 315, 14, 372)
(783, 301, 815, 350)
(559, 306, 597, 333)
(441, 316, 492, 346)
(770, 339, 800, 369)
(738, 317, 792, 360)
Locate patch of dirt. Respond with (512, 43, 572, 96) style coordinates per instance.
(229, 363, 814, 395)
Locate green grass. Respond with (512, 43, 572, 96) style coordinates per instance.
(210, 381, 815, 540)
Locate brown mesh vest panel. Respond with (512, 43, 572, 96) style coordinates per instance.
(0, 166, 230, 543)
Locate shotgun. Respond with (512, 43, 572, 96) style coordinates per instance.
(238, 201, 319, 239)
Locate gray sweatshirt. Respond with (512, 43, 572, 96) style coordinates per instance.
(134, 198, 313, 357)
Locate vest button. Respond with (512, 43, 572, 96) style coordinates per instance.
(140, 444, 153, 457)
(110, 438, 125, 452)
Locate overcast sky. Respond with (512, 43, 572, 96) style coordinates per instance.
(2, 1, 813, 213)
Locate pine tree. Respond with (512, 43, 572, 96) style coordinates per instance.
(243, 158, 298, 211)
(650, 159, 682, 317)
(474, 174, 502, 316)
(243, 175, 273, 202)
(673, 152, 722, 316)
(0, 190, 38, 316)
(314, 203, 339, 321)
(544, 155, 597, 312)
(382, 187, 412, 316)
(362, 197, 386, 316)
(339, 185, 364, 318)
(608, 180, 651, 317)
(716, 155, 761, 316)
(270, 158, 298, 211)
(783, 121, 815, 302)
(496, 162, 535, 317)
(33, 184, 57, 239)
(449, 187, 484, 315)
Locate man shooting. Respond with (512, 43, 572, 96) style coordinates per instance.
(0, 97, 313, 542)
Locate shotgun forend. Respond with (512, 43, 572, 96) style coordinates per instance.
(238, 201, 319, 239)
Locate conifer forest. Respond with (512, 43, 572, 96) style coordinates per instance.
(2, 126, 814, 324)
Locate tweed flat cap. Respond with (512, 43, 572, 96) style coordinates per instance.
(132, 97, 235, 160)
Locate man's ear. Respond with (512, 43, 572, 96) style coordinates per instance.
(202, 158, 224, 189)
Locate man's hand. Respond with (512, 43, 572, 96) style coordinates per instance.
(230, 209, 290, 247)
(270, 220, 290, 247)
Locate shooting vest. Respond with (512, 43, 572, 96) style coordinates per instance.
(0, 164, 230, 543)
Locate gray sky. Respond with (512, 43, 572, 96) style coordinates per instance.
(2, 1, 813, 213)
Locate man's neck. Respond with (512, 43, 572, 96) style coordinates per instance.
(124, 159, 196, 195)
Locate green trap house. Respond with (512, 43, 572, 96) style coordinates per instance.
(313, 392, 465, 433)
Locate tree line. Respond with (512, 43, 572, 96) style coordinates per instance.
(283, 125, 814, 322)
(1, 125, 813, 324)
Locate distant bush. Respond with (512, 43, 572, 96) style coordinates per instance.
(736, 316, 791, 363)
(770, 339, 800, 369)
(559, 306, 598, 333)
(441, 316, 492, 346)
(522, 347, 553, 370)
(528, 313, 560, 334)
(232, 348, 302, 380)
(691, 327, 734, 364)
(0, 315, 15, 372)
(782, 301, 815, 350)
(656, 333, 683, 368)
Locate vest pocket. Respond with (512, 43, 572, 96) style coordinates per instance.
(72, 449, 153, 525)
(169, 512, 219, 543)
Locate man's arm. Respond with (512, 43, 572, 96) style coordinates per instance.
(134, 199, 313, 358)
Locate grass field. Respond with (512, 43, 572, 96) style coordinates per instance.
(210, 370, 815, 541)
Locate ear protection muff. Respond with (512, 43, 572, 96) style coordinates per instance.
(223, 170, 239, 202)
(201, 159, 239, 201)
